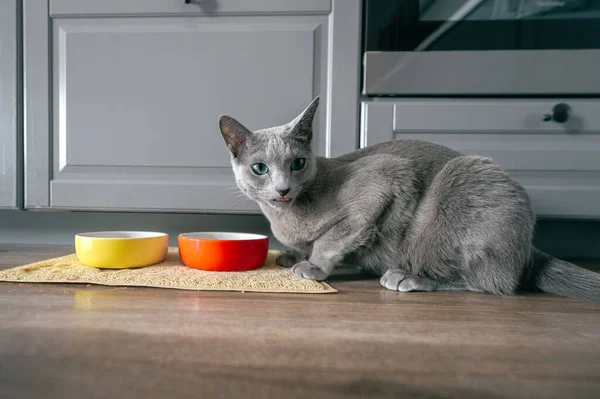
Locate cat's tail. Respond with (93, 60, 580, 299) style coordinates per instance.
(525, 248, 600, 304)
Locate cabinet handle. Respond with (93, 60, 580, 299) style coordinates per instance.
(543, 103, 571, 123)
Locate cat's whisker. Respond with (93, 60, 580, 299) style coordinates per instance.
(232, 196, 251, 206)
(224, 189, 245, 198)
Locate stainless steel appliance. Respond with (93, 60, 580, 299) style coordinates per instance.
(362, 0, 600, 95)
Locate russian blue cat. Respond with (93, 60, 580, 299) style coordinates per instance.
(218, 97, 600, 303)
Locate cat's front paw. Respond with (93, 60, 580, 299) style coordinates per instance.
(276, 252, 298, 268)
(291, 261, 329, 281)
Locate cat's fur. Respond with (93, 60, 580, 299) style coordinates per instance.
(218, 96, 600, 303)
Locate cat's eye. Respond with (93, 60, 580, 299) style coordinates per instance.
(290, 158, 306, 171)
(251, 163, 269, 175)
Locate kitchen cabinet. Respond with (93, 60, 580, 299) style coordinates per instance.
(361, 99, 600, 218)
(0, 0, 19, 209)
(23, 0, 361, 212)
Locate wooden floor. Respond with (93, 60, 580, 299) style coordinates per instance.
(1, 245, 599, 399)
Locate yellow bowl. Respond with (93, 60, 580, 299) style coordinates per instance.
(74, 231, 169, 269)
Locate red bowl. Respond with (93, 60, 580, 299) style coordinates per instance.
(178, 232, 269, 271)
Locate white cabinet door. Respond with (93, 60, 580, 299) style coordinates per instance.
(24, 0, 361, 212)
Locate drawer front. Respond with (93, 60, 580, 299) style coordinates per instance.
(50, 0, 332, 16)
(384, 99, 600, 172)
(361, 100, 600, 218)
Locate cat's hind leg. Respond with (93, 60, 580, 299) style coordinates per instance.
(380, 269, 466, 292)
(391, 155, 534, 296)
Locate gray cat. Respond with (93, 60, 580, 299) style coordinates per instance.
(218, 96, 600, 303)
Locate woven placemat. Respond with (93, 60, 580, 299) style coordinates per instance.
(0, 248, 336, 294)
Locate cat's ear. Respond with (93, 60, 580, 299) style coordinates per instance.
(218, 115, 251, 158)
(288, 96, 319, 143)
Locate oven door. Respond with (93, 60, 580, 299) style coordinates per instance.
(362, 0, 600, 96)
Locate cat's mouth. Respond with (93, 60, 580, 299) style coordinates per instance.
(273, 197, 292, 202)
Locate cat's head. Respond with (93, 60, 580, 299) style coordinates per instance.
(218, 96, 320, 209)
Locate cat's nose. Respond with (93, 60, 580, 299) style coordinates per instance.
(277, 188, 290, 197)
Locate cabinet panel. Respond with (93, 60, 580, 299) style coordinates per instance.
(55, 18, 317, 169)
(0, 0, 19, 209)
(361, 100, 600, 218)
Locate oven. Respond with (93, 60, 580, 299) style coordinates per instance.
(362, 0, 600, 96)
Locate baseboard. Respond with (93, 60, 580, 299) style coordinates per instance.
(0, 210, 598, 259)
(532, 218, 600, 260)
